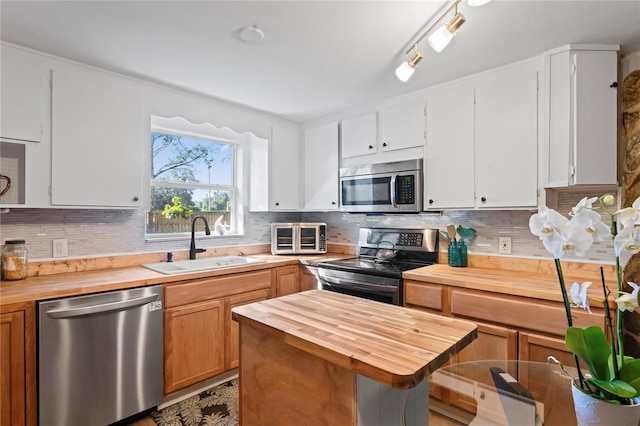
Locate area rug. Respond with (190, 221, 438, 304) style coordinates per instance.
(150, 378, 238, 426)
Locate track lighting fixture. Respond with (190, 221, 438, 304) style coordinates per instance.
(394, 0, 492, 82)
(395, 49, 423, 83)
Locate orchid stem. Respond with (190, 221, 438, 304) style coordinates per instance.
(601, 267, 619, 379)
(615, 256, 625, 368)
(555, 259, 585, 387)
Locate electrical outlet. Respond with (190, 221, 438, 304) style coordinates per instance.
(53, 239, 68, 258)
(499, 237, 512, 255)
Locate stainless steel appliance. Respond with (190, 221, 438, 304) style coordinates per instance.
(339, 159, 423, 213)
(318, 227, 438, 305)
(38, 285, 163, 425)
(271, 222, 327, 254)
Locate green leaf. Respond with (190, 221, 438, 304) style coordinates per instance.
(588, 378, 638, 399)
(456, 226, 476, 241)
(565, 326, 613, 381)
(620, 358, 640, 397)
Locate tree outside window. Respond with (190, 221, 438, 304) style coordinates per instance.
(147, 130, 235, 235)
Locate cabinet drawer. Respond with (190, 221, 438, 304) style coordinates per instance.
(165, 270, 272, 308)
(451, 289, 605, 337)
(404, 281, 443, 312)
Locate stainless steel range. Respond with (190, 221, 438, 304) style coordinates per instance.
(317, 227, 438, 305)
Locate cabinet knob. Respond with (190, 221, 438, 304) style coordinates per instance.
(481, 196, 487, 202)
(133, 196, 139, 202)
(331, 201, 336, 205)
(428, 199, 434, 204)
(382, 142, 388, 147)
(275, 202, 279, 206)
(610, 82, 618, 88)
(368, 145, 374, 149)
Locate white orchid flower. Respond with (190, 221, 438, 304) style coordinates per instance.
(570, 197, 598, 216)
(615, 282, 640, 312)
(614, 221, 640, 268)
(570, 281, 592, 313)
(541, 222, 594, 259)
(616, 196, 640, 228)
(569, 210, 611, 242)
(529, 207, 569, 240)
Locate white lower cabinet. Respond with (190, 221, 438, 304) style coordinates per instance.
(51, 68, 143, 208)
(303, 121, 339, 210)
(425, 58, 539, 210)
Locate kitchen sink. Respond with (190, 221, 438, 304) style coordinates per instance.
(142, 256, 266, 275)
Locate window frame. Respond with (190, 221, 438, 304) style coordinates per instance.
(146, 116, 244, 241)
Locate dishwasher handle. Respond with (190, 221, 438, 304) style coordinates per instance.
(46, 294, 160, 319)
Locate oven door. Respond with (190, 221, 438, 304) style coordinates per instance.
(340, 171, 421, 213)
(318, 267, 401, 305)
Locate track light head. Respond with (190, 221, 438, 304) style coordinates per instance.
(428, 12, 466, 53)
(395, 50, 423, 82)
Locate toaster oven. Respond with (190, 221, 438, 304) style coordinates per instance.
(271, 223, 327, 255)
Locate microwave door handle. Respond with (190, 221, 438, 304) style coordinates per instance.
(390, 173, 398, 208)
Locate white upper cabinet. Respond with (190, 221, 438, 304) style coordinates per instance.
(51, 68, 143, 208)
(543, 44, 619, 187)
(424, 58, 539, 210)
(425, 82, 475, 210)
(304, 121, 339, 211)
(379, 98, 425, 152)
(340, 112, 377, 158)
(270, 124, 300, 210)
(475, 61, 539, 208)
(1, 46, 45, 143)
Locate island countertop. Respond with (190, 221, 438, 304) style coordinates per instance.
(231, 289, 478, 389)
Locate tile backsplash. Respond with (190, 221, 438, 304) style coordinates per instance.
(0, 191, 615, 264)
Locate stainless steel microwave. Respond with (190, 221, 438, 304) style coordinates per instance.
(271, 223, 327, 255)
(339, 159, 423, 213)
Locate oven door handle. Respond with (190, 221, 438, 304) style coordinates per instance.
(321, 275, 398, 294)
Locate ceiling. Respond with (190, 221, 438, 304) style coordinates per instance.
(2, 1, 639, 123)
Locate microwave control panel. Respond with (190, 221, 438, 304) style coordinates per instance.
(396, 175, 415, 204)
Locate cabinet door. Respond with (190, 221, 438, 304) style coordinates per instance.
(1, 46, 44, 143)
(226, 289, 270, 370)
(270, 125, 300, 210)
(0, 310, 26, 426)
(448, 321, 518, 415)
(379, 99, 425, 152)
(475, 63, 538, 208)
(340, 112, 377, 158)
(545, 48, 618, 187)
(303, 122, 339, 210)
(274, 266, 299, 297)
(164, 299, 225, 394)
(51, 68, 143, 207)
(424, 81, 475, 209)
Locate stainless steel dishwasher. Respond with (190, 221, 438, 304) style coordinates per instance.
(38, 285, 163, 425)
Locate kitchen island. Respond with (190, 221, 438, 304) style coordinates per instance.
(231, 289, 477, 425)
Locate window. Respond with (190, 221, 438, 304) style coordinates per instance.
(147, 117, 241, 237)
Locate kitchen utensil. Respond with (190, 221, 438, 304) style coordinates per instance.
(375, 241, 396, 262)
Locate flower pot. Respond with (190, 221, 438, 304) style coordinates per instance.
(447, 241, 467, 267)
(571, 380, 640, 426)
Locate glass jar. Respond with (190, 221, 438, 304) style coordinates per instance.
(2, 239, 28, 280)
(448, 241, 468, 267)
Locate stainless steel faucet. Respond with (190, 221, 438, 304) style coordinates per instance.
(189, 215, 211, 260)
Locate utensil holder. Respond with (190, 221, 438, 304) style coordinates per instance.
(448, 241, 468, 267)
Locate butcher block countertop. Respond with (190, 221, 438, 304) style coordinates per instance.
(0, 252, 353, 306)
(403, 262, 616, 307)
(231, 289, 478, 389)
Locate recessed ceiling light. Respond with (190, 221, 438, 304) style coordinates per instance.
(237, 26, 265, 44)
